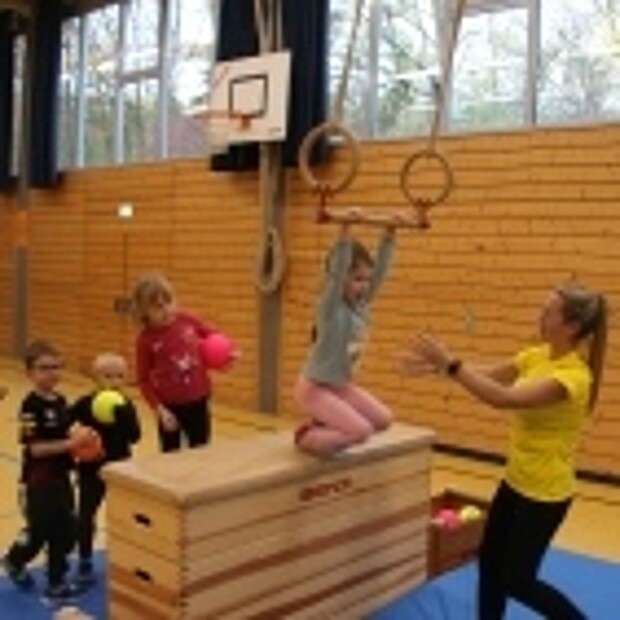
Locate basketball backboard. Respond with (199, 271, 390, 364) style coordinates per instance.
(207, 51, 291, 146)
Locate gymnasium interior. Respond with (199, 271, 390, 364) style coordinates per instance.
(0, 1, 619, 618)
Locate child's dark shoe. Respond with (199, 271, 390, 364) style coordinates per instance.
(74, 559, 96, 588)
(1, 554, 34, 589)
(42, 581, 80, 605)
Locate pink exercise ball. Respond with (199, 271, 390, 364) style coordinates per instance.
(200, 333, 234, 370)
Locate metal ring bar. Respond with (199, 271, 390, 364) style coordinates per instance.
(321, 208, 430, 230)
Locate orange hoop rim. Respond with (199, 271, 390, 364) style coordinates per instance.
(203, 109, 253, 130)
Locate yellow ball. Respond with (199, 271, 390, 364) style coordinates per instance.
(92, 390, 125, 425)
(459, 505, 482, 522)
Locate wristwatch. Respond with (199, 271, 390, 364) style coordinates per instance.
(445, 359, 462, 377)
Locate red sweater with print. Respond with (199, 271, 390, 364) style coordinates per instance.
(136, 311, 214, 408)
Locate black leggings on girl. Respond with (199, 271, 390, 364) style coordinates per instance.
(157, 396, 211, 452)
(478, 480, 585, 620)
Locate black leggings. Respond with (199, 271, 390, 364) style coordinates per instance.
(478, 480, 585, 620)
(77, 468, 106, 561)
(7, 479, 75, 587)
(157, 396, 211, 452)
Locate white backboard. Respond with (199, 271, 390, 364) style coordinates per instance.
(208, 51, 291, 146)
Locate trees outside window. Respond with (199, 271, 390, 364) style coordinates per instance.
(166, 0, 214, 158)
(84, 5, 119, 167)
(538, 0, 620, 123)
(57, 1, 620, 166)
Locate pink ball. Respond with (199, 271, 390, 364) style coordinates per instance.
(201, 333, 234, 370)
(436, 508, 460, 529)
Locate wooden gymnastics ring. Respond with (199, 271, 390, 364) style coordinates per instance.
(255, 227, 286, 295)
(298, 122, 361, 195)
(400, 148, 454, 209)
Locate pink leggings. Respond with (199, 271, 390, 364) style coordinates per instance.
(294, 376, 393, 455)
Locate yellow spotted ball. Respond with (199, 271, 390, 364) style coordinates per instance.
(92, 390, 125, 425)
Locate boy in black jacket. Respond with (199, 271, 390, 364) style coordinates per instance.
(2, 341, 80, 602)
(70, 352, 141, 586)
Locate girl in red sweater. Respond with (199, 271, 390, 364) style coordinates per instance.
(132, 273, 218, 452)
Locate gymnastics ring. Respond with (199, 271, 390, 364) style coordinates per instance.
(400, 148, 454, 210)
(255, 227, 286, 295)
(298, 122, 361, 195)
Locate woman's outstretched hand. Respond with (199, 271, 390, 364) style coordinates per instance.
(400, 333, 454, 376)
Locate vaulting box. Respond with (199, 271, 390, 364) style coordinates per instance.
(103, 422, 435, 619)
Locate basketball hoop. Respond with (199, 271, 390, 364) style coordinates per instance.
(204, 110, 253, 156)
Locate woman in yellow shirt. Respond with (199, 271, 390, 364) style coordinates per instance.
(403, 285, 607, 620)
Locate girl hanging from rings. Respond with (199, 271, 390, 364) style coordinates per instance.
(293, 209, 412, 457)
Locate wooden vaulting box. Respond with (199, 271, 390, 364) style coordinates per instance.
(103, 423, 435, 619)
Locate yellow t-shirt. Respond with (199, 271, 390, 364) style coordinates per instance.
(505, 344, 591, 502)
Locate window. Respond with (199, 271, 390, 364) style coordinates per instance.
(451, 3, 529, 130)
(120, 0, 161, 162)
(59, 19, 81, 168)
(59, 0, 222, 166)
(332, 0, 532, 138)
(329, 0, 372, 137)
(122, 79, 159, 162)
(84, 5, 119, 167)
(57, 1, 620, 163)
(166, 0, 214, 158)
(538, 1, 620, 124)
(376, 0, 440, 137)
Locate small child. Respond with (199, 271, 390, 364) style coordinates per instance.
(1, 341, 80, 602)
(132, 273, 224, 452)
(294, 211, 407, 456)
(70, 352, 141, 586)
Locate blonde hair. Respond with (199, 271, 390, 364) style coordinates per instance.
(131, 273, 174, 325)
(92, 352, 127, 376)
(557, 284, 608, 412)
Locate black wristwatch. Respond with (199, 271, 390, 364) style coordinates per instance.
(445, 359, 462, 377)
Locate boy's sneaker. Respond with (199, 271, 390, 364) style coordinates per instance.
(75, 559, 96, 588)
(1, 554, 34, 589)
(42, 581, 80, 605)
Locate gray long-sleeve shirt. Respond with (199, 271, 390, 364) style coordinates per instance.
(303, 234, 395, 386)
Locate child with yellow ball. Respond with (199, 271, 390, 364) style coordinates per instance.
(69, 353, 141, 586)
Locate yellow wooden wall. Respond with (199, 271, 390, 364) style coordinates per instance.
(24, 163, 261, 407)
(282, 125, 620, 477)
(0, 192, 17, 353)
(0, 194, 9, 351)
(1, 124, 620, 477)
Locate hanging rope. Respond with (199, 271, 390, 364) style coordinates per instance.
(253, 0, 287, 295)
(297, 0, 366, 208)
(429, 0, 467, 152)
(400, 0, 467, 215)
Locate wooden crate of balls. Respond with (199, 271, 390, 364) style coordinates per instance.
(103, 422, 435, 620)
(427, 488, 490, 579)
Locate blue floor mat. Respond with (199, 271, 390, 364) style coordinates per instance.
(1, 548, 618, 619)
(371, 548, 620, 620)
(0, 553, 107, 620)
